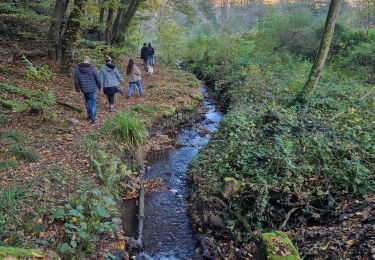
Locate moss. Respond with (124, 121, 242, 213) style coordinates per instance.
(189, 93, 204, 101)
(258, 231, 301, 260)
(0, 246, 58, 259)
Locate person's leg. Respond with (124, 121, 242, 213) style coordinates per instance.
(150, 55, 154, 66)
(144, 59, 148, 70)
(128, 82, 135, 97)
(136, 80, 144, 96)
(90, 92, 97, 123)
(109, 94, 115, 111)
(83, 93, 91, 119)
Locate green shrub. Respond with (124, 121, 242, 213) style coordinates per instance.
(22, 55, 53, 81)
(0, 3, 18, 14)
(52, 188, 121, 257)
(91, 156, 133, 196)
(102, 112, 146, 149)
(189, 52, 374, 236)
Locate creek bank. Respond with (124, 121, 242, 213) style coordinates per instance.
(118, 87, 223, 259)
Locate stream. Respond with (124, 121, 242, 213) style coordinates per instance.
(136, 87, 222, 259)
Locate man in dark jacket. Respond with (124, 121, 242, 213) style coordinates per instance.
(140, 43, 149, 70)
(74, 56, 102, 124)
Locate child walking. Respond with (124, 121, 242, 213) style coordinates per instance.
(126, 59, 144, 98)
(99, 56, 123, 112)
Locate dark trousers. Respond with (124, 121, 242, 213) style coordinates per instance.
(107, 94, 114, 105)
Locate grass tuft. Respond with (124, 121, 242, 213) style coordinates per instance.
(102, 112, 146, 149)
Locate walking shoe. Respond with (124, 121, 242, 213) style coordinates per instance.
(125, 96, 130, 99)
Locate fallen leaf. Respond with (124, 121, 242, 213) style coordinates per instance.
(31, 251, 44, 258)
(346, 239, 359, 247)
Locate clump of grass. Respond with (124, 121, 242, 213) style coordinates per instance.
(102, 112, 146, 149)
(6, 144, 38, 163)
(2, 130, 27, 143)
(0, 186, 29, 225)
(0, 159, 18, 171)
(0, 112, 7, 125)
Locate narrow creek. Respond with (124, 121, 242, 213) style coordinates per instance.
(135, 87, 223, 259)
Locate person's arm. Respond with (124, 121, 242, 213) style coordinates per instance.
(74, 69, 80, 92)
(92, 67, 102, 90)
(114, 68, 124, 83)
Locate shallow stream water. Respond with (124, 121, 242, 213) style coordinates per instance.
(132, 87, 222, 259)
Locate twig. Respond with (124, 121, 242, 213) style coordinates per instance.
(280, 208, 297, 230)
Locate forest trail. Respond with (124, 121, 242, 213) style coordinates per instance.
(0, 45, 203, 257)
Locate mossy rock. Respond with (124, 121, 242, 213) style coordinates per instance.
(0, 246, 59, 260)
(258, 231, 300, 260)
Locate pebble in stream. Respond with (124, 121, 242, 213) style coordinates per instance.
(139, 88, 222, 259)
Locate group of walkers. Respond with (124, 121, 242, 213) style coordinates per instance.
(74, 43, 155, 124)
(140, 43, 155, 70)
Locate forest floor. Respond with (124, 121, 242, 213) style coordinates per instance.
(1, 9, 374, 260)
(0, 19, 203, 257)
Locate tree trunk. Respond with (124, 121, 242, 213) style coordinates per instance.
(297, 0, 341, 99)
(61, 0, 87, 75)
(48, 0, 70, 60)
(98, 0, 105, 40)
(105, 7, 114, 45)
(111, 0, 127, 45)
(111, 0, 141, 46)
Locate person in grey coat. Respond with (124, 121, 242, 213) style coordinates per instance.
(99, 56, 124, 112)
(74, 56, 101, 124)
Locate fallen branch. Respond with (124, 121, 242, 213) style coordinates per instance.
(280, 208, 297, 230)
(209, 197, 252, 233)
(135, 146, 146, 249)
(135, 183, 145, 249)
(56, 101, 83, 112)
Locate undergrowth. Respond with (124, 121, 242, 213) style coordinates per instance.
(186, 11, 374, 243)
(102, 111, 146, 149)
